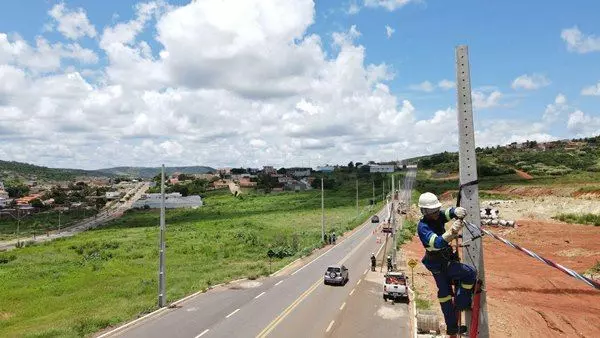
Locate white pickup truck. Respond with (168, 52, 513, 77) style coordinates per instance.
(383, 271, 409, 303)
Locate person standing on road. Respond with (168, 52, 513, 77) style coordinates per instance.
(370, 253, 377, 271)
(417, 192, 476, 337)
(386, 255, 393, 272)
(331, 232, 336, 245)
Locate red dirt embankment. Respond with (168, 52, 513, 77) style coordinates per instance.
(515, 169, 534, 180)
(404, 220, 600, 337)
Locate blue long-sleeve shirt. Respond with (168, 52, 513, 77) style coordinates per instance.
(417, 207, 459, 253)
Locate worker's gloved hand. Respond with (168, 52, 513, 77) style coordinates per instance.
(454, 207, 467, 219)
(451, 220, 464, 234)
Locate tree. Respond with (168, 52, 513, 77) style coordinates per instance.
(257, 173, 278, 193)
(31, 198, 45, 209)
(178, 173, 194, 181)
(277, 167, 286, 174)
(347, 161, 354, 169)
(231, 168, 247, 174)
(5, 181, 29, 198)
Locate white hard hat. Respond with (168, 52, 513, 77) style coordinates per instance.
(418, 192, 442, 209)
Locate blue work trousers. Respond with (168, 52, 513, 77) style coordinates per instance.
(429, 261, 476, 334)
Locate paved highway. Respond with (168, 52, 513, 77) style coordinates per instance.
(108, 170, 416, 338)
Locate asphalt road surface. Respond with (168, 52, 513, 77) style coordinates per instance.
(109, 188, 414, 338)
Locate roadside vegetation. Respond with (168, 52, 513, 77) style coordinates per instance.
(552, 213, 600, 226)
(0, 171, 399, 337)
(397, 219, 418, 247)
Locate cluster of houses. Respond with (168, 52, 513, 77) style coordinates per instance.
(213, 166, 314, 192)
(506, 139, 587, 151)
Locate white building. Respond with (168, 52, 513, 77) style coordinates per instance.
(133, 194, 202, 209)
(369, 164, 395, 173)
(316, 166, 335, 172)
(290, 169, 311, 177)
(105, 191, 121, 200)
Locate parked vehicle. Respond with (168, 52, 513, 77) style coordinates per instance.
(324, 265, 349, 285)
(383, 271, 409, 302)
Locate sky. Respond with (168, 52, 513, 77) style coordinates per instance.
(0, 0, 599, 170)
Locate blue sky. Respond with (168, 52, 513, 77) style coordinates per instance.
(0, 0, 599, 169)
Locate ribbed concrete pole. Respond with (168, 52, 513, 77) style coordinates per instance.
(456, 45, 488, 337)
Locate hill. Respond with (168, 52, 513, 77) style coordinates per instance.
(407, 135, 600, 178)
(0, 160, 113, 181)
(98, 166, 216, 178)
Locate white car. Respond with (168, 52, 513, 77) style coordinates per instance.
(383, 271, 409, 302)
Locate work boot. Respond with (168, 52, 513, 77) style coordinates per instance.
(447, 325, 468, 337)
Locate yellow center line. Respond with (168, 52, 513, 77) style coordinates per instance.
(256, 278, 321, 338)
(256, 221, 375, 337)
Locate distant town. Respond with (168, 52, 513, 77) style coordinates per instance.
(0, 162, 407, 228)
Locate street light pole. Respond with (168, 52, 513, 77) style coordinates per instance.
(321, 177, 325, 243)
(372, 180, 375, 209)
(356, 179, 359, 218)
(16, 208, 20, 246)
(158, 164, 166, 308)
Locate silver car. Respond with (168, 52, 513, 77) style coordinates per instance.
(324, 265, 349, 285)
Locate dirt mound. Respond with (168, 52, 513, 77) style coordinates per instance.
(514, 169, 534, 179)
(403, 219, 600, 337)
(492, 186, 575, 198)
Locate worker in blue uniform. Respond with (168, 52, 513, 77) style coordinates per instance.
(417, 192, 476, 337)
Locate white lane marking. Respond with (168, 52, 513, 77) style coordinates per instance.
(194, 329, 209, 338)
(326, 320, 335, 333)
(350, 288, 355, 296)
(339, 302, 346, 310)
(357, 279, 362, 285)
(364, 268, 368, 275)
(275, 280, 283, 286)
(255, 291, 266, 299)
(226, 309, 240, 318)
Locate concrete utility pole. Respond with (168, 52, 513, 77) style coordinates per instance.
(391, 175, 396, 265)
(321, 177, 325, 243)
(356, 179, 359, 217)
(158, 164, 166, 308)
(372, 180, 375, 207)
(456, 45, 489, 337)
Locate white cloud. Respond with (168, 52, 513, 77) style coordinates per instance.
(438, 79, 454, 90)
(0, 33, 98, 72)
(409, 81, 434, 92)
(385, 25, 395, 38)
(581, 82, 600, 96)
(567, 110, 600, 135)
(511, 74, 551, 90)
(347, 1, 360, 15)
(364, 0, 417, 11)
(561, 26, 600, 54)
(48, 3, 97, 40)
(543, 93, 568, 123)
(0, 0, 571, 169)
(472, 89, 502, 109)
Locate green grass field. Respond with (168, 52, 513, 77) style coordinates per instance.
(552, 213, 600, 226)
(0, 184, 381, 337)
